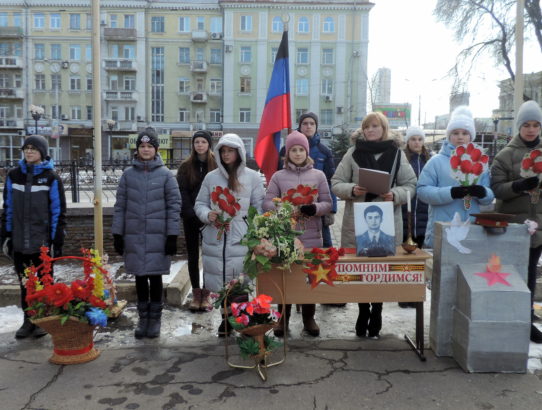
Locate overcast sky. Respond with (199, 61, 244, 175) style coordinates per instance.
(367, 0, 542, 124)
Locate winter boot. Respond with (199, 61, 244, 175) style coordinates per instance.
(134, 302, 150, 339)
(302, 304, 320, 337)
(531, 324, 542, 343)
(146, 302, 163, 338)
(273, 304, 292, 337)
(356, 303, 370, 337)
(189, 288, 202, 312)
(199, 288, 212, 311)
(33, 325, 47, 338)
(15, 317, 35, 339)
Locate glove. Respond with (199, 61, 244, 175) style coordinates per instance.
(113, 234, 124, 256)
(466, 185, 486, 198)
(300, 204, 317, 217)
(2, 234, 13, 259)
(512, 176, 539, 193)
(450, 186, 470, 199)
(165, 235, 177, 256)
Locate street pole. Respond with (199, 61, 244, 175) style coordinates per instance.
(92, 0, 103, 255)
(513, 0, 524, 115)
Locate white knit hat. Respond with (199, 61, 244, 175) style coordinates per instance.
(404, 126, 425, 143)
(516, 100, 542, 131)
(446, 106, 475, 140)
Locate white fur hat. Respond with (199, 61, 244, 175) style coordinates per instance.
(404, 126, 425, 142)
(446, 106, 475, 140)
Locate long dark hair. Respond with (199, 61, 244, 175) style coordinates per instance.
(404, 144, 430, 163)
(179, 142, 217, 189)
(220, 147, 242, 192)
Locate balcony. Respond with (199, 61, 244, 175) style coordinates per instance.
(0, 56, 22, 68)
(190, 91, 207, 103)
(191, 30, 208, 42)
(103, 28, 137, 41)
(104, 90, 138, 101)
(0, 88, 23, 99)
(0, 118, 23, 128)
(190, 60, 208, 73)
(104, 59, 137, 71)
(115, 120, 137, 131)
(0, 27, 23, 38)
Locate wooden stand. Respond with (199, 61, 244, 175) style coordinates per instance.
(257, 247, 431, 361)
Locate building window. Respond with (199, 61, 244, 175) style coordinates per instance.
(0, 13, 7, 27)
(70, 44, 81, 60)
(210, 17, 222, 33)
(109, 74, 118, 90)
(151, 16, 164, 33)
(195, 47, 204, 61)
(110, 106, 118, 121)
(297, 48, 308, 64)
(52, 74, 61, 90)
(210, 48, 222, 64)
(52, 105, 61, 119)
(50, 44, 62, 60)
(34, 44, 45, 60)
(210, 78, 222, 94)
(210, 109, 221, 123)
(124, 15, 134, 29)
(33, 13, 45, 29)
(50, 13, 61, 29)
(110, 44, 119, 58)
(0, 73, 8, 88)
(240, 46, 252, 63)
(298, 17, 309, 33)
(179, 17, 190, 32)
(86, 78, 92, 91)
(179, 47, 190, 64)
(71, 106, 81, 120)
(323, 17, 335, 33)
(320, 109, 333, 125)
(110, 15, 117, 28)
(322, 48, 334, 65)
(179, 109, 189, 122)
(240, 77, 251, 93)
(271, 47, 278, 64)
(321, 79, 333, 95)
(123, 45, 135, 59)
(85, 45, 92, 61)
(86, 13, 92, 30)
(124, 76, 135, 91)
(13, 13, 21, 27)
(239, 109, 251, 123)
(70, 14, 81, 30)
(272, 17, 283, 33)
(151, 47, 164, 122)
(70, 76, 81, 91)
(125, 106, 135, 121)
(35, 74, 45, 90)
(86, 106, 93, 120)
(296, 109, 308, 121)
(197, 16, 205, 30)
(178, 78, 190, 93)
(240, 15, 252, 32)
(296, 79, 308, 96)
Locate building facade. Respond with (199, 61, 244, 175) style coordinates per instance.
(0, 0, 373, 163)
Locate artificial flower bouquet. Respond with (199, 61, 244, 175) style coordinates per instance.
(242, 200, 305, 278)
(303, 247, 346, 288)
(24, 247, 110, 327)
(210, 185, 241, 240)
(213, 274, 252, 310)
(450, 142, 489, 209)
(520, 148, 542, 203)
(282, 184, 318, 206)
(227, 294, 282, 359)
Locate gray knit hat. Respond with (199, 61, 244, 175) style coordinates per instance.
(446, 106, 475, 140)
(22, 135, 49, 160)
(136, 127, 159, 150)
(297, 112, 318, 131)
(516, 100, 542, 131)
(404, 126, 425, 142)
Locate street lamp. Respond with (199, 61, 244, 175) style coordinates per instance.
(107, 119, 116, 162)
(30, 104, 44, 135)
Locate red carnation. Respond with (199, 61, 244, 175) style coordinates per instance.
(300, 185, 312, 195)
(47, 283, 73, 308)
(215, 186, 223, 194)
(210, 191, 219, 202)
(218, 198, 228, 211)
(466, 143, 474, 154)
(450, 155, 461, 169)
(71, 279, 90, 300)
(480, 155, 489, 164)
(472, 162, 483, 176)
(530, 150, 542, 160)
(522, 158, 534, 170)
(533, 162, 542, 173)
(460, 160, 473, 174)
(456, 146, 466, 156)
(470, 149, 482, 162)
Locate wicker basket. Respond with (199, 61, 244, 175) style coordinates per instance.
(32, 316, 100, 365)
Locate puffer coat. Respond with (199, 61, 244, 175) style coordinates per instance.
(331, 143, 417, 248)
(194, 134, 265, 292)
(263, 162, 332, 248)
(112, 155, 181, 276)
(491, 134, 542, 248)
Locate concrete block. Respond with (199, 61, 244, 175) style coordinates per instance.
(430, 222, 530, 357)
(452, 308, 529, 373)
(165, 262, 191, 307)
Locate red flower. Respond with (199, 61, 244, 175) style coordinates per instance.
(47, 283, 73, 308)
(523, 158, 534, 170)
(533, 162, 542, 173)
(210, 191, 219, 202)
(450, 155, 461, 169)
(530, 150, 542, 160)
(472, 162, 483, 176)
(480, 155, 489, 164)
(470, 149, 482, 162)
(456, 146, 466, 156)
(88, 295, 107, 309)
(71, 280, 91, 300)
(466, 143, 475, 154)
(460, 160, 473, 174)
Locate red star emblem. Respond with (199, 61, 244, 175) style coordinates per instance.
(474, 270, 512, 287)
(304, 264, 338, 288)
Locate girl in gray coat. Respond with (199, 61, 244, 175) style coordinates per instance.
(112, 128, 181, 339)
(194, 133, 265, 336)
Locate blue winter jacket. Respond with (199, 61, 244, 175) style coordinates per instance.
(417, 140, 494, 248)
(278, 132, 337, 212)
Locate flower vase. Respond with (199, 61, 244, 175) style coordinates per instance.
(240, 323, 276, 361)
(463, 194, 472, 210)
(32, 316, 100, 365)
(529, 189, 540, 204)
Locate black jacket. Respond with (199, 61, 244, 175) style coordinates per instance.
(177, 158, 208, 221)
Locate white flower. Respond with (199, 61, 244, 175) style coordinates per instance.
(29, 104, 45, 116)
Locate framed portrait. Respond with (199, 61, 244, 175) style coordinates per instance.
(354, 202, 396, 257)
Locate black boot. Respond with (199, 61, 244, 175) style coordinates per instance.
(33, 325, 47, 338)
(146, 302, 163, 338)
(134, 302, 149, 339)
(302, 304, 320, 337)
(367, 303, 383, 339)
(274, 304, 291, 337)
(15, 317, 35, 339)
(531, 324, 542, 343)
(356, 303, 370, 337)
(218, 313, 232, 338)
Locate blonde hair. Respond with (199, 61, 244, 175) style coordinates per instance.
(361, 112, 389, 141)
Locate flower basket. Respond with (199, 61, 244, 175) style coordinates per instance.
(239, 323, 276, 360)
(32, 315, 100, 365)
